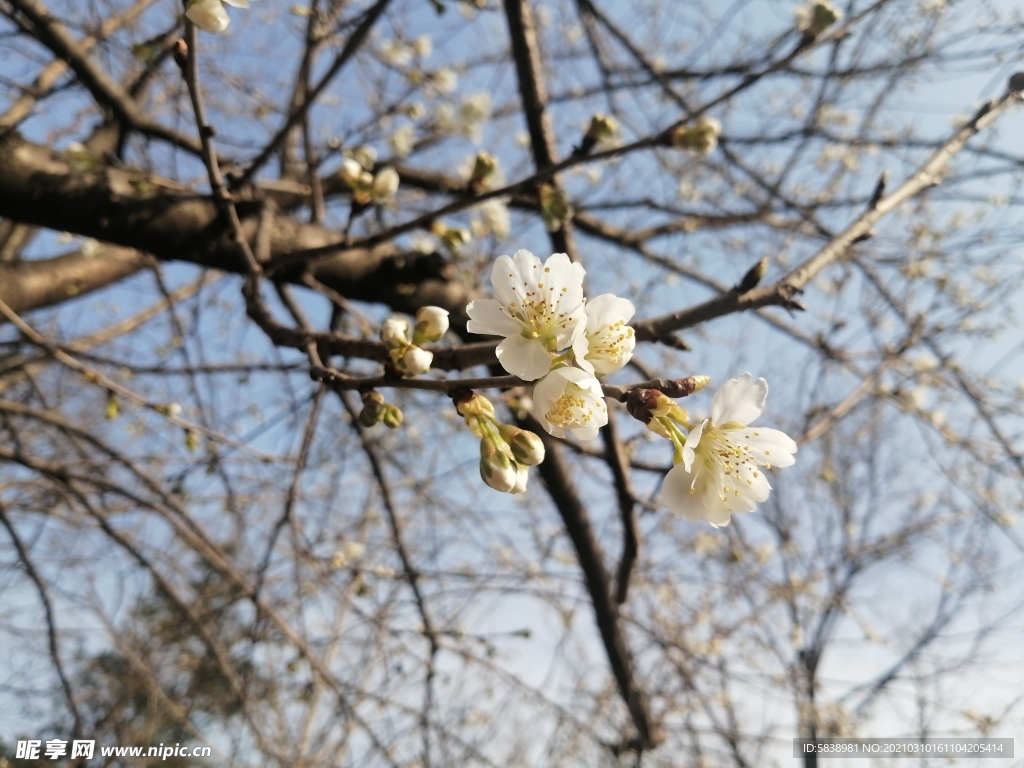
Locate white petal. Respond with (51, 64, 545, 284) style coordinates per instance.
(570, 424, 602, 441)
(728, 426, 798, 468)
(186, 0, 230, 32)
(466, 299, 522, 337)
(571, 321, 594, 374)
(681, 419, 706, 471)
(546, 252, 587, 320)
(586, 293, 635, 329)
(496, 335, 552, 380)
(663, 464, 717, 522)
(490, 250, 538, 309)
(710, 372, 767, 426)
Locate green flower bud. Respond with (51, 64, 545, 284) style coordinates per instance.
(585, 114, 619, 144)
(359, 390, 386, 426)
(498, 424, 545, 466)
(469, 151, 499, 188)
(796, 0, 841, 38)
(539, 184, 573, 232)
(669, 116, 721, 155)
(381, 404, 404, 429)
(454, 391, 496, 422)
(480, 438, 517, 493)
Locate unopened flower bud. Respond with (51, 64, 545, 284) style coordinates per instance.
(539, 184, 573, 232)
(372, 167, 400, 203)
(626, 388, 691, 439)
(469, 151, 498, 188)
(443, 226, 472, 252)
(380, 317, 411, 349)
(393, 344, 433, 375)
(795, 0, 841, 38)
(414, 306, 450, 344)
(480, 438, 518, 493)
(381, 403, 404, 429)
(359, 390, 386, 426)
(669, 116, 721, 155)
(352, 145, 377, 171)
(510, 462, 530, 494)
(585, 113, 618, 144)
(186, 0, 230, 33)
(454, 390, 496, 422)
(498, 424, 545, 466)
(105, 392, 119, 420)
(155, 402, 183, 417)
(339, 157, 364, 188)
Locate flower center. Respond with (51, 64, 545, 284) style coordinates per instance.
(545, 385, 595, 428)
(698, 427, 761, 501)
(589, 321, 633, 359)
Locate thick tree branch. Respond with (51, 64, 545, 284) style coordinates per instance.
(0, 245, 151, 318)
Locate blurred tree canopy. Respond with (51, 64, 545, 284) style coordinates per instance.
(1, 0, 1024, 765)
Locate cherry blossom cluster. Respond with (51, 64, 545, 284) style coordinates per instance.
(466, 250, 636, 439)
(461, 249, 797, 526)
(379, 306, 449, 376)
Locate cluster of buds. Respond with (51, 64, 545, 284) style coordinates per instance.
(358, 390, 404, 429)
(339, 149, 399, 207)
(455, 391, 545, 494)
(668, 116, 721, 155)
(577, 113, 619, 156)
(380, 306, 449, 376)
(539, 184, 574, 232)
(796, 0, 842, 39)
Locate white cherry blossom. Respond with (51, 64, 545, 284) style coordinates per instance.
(531, 366, 608, 441)
(467, 250, 586, 380)
(663, 373, 796, 526)
(186, 0, 230, 32)
(186, 0, 253, 32)
(572, 293, 635, 375)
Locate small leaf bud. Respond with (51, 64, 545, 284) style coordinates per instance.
(736, 257, 768, 293)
